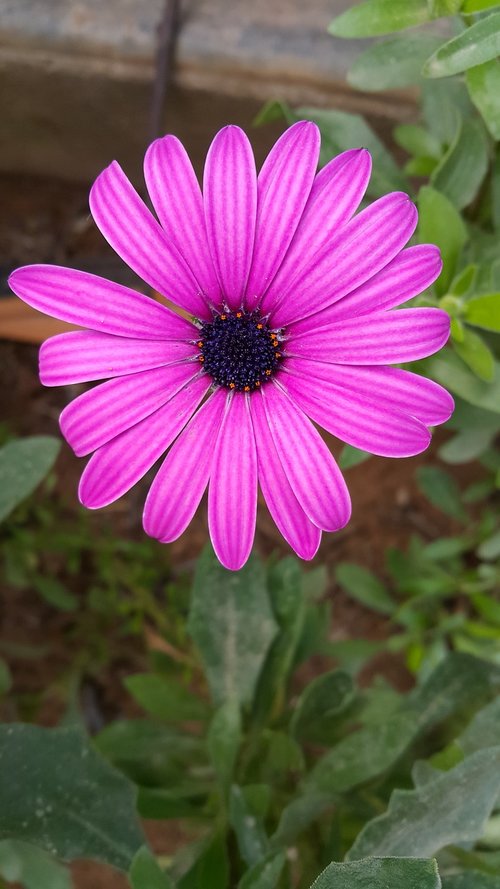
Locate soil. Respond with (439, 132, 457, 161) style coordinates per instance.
(0, 173, 483, 889)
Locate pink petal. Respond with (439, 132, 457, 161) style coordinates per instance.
(79, 375, 210, 508)
(40, 331, 196, 386)
(260, 148, 371, 315)
(143, 388, 226, 542)
(90, 161, 210, 318)
(244, 121, 320, 310)
(269, 193, 417, 327)
(8, 265, 197, 340)
(60, 362, 197, 456)
(284, 358, 454, 426)
(203, 126, 257, 310)
(288, 308, 450, 365)
(144, 135, 221, 304)
(250, 393, 321, 560)
(291, 245, 442, 335)
(208, 392, 257, 571)
(261, 383, 351, 532)
(281, 368, 431, 458)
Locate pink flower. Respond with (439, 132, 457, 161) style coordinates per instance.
(9, 122, 453, 570)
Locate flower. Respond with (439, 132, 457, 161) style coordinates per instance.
(9, 122, 453, 570)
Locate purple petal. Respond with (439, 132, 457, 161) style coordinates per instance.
(281, 367, 431, 458)
(269, 193, 417, 327)
(78, 375, 210, 508)
(288, 308, 450, 365)
(144, 135, 221, 304)
(291, 245, 442, 335)
(90, 161, 210, 318)
(261, 383, 351, 532)
(250, 392, 321, 559)
(60, 362, 197, 456)
(260, 148, 371, 315)
(203, 126, 257, 310)
(284, 358, 454, 426)
(8, 265, 197, 339)
(40, 331, 196, 386)
(143, 388, 226, 542)
(208, 392, 257, 571)
(244, 121, 320, 310)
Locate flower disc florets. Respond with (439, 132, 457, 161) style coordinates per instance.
(197, 309, 283, 391)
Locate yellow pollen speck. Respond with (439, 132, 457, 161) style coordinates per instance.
(220, 314, 227, 320)
(236, 311, 243, 318)
(257, 323, 263, 329)
(275, 352, 281, 358)
(255, 381, 261, 387)
(198, 355, 204, 362)
(265, 369, 272, 376)
(229, 382, 235, 389)
(244, 385, 250, 391)
(197, 340, 203, 347)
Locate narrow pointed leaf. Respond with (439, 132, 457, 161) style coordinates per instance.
(424, 14, 500, 78)
(310, 858, 441, 889)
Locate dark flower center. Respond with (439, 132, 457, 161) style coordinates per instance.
(197, 310, 283, 391)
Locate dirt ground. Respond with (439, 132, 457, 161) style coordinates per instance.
(0, 173, 479, 889)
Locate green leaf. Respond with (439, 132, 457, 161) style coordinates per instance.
(177, 835, 229, 889)
(463, 0, 500, 10)
(422, 79, 472, 147)
(124, 673, 207, 722)
(395, 124, 442, 159)
(459, 696, 500, 754)
(188, 546, 278, 707)
(129, 847, 176, 889)
(95, 719, 203, 786)
(229, 786, 269, 868)
(422, 350, 500, 413)
(338, 444, 371, 470)
(238, 851, 286, 889)
(348, 747, 500, 859)
(477, 530, 500, 560)
(465, 293, 500, 332)
(450, 264, 477, 296)
(295, 107, 408, 196)
(207, 700, 242, 794)
(329, 0, 436, 38)
(416, 465, 468, 522)
(348, 35, 443, 91)
(33, 576, 78, 612)
(418, 187, 468, 295)
(467, 59, 500, 140)
(0, 840, 72, 889)
(290, 670, 355, 741)
(309, 858, 441, 889)
(0, 436, 60, 523)
(271, 794, 331, 848)
(439, 427, 495, 463)
(0, 725, 144, 869)
(431, 119, 489, 210)
(424, 13, 500, 78)
(454, 328, 495, 381)
(335, 563, 395, 615)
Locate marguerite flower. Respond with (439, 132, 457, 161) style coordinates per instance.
(9, 122, 453, 570)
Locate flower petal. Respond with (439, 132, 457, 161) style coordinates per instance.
(60, 362, 197, 456)
(261, 383, 351, 531)
(284, 358, 454, 426)
(8, 265, 197, 339)
(269, 192, 417, 327)
(208, 392, 257, 571)
(291, 245, 442, 335)
(250, 392, 321, 559)
(90, 161, 210, 318)
(260, 148, 371, 315)
(203, 126, 257, 310)
(143, 388, 226, 542)
(144, 135, 221, 304)
(281, 367, 431, 458)
(288, 308, 450, 365)
(245, 121, 320, 310)
(79, 376, 210, 508)
(40, 331, 196, 385)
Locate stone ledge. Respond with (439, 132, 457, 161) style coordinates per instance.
(0, 0, 416, 182)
